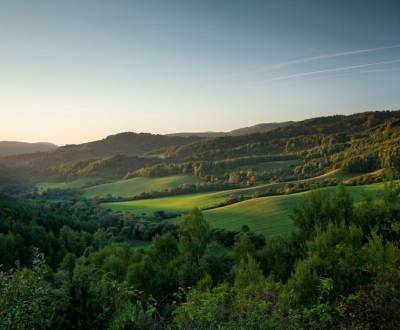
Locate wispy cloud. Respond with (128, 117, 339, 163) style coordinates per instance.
(295, 66, 400, 82)
(261, 44, 400, 71)
(260, 58, 400, 84)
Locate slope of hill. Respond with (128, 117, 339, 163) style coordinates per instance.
(166, 132, 226, 138)
(0, 133, 200, 181)
(204, 181, 385, 237)
(104, 180, 386, 237)
(0, 141, 57, 156)
(229, 121, 294, 135)
(101, 169, 356, 214)
(84, 175, 199, 198)
(2, 110, 400, 185)
(55, 132, 200, 160)
(167, 121, 293, 137)
(163, 111, 400, 161)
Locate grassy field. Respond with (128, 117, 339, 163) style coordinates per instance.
(102, 169, 358, 214)
(103, 180, 389, 238)
(103, 191, 228, 214)
(204, 183, 385, 237)
(37, 178, 101, 192)
(84, 175, 199, 198)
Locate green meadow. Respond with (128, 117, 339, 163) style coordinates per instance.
(204, 182, 385, 237)
(103, 181, 387, 237)
(101, 169, 360, 214)
(84, 175, 199, 198)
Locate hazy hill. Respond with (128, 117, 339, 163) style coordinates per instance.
(228, 121, 294, 135)
(163, 111, 400, 161)
(166, 131, 226, 138)
(53, 132, 200, 161)
(0, 141, 57, 157)
(167, 121, 293, 137)
(0, 132, 200, 181)
(2, 110, 400, 183)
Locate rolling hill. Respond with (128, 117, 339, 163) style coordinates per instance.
(166, 121, 293, 137)
(0, 141, 57, 156)
(0, 133, 200, 182)
(2, 110, 400, 186)
(162, 111, 400, 162)
(228, 121, 294, 135)
(203, 182, 384, 237)
(104, 180, 387, 237)
(84, 175, 199, 198)
(101, 169, 358, 214)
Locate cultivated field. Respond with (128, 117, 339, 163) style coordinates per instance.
(103, 179, 388, 237)
(84, 175, 199, 198)
(102, 169, 358, 213)
(204, 182, 385, 237)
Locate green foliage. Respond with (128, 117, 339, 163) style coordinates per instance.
(2, 180, 400, 329)
(199, 242, 235, 284)
(0, 251, 66, 330)
(178, 209, 211, 264)
(232, 232, 256, 260)
(234, 255, 264, 289)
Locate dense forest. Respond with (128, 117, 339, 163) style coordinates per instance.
(1, 182, 400, 329)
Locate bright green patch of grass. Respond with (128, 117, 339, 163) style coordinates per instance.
(103, 180, 389, 238)
(84, 175, 199, 199)
(102, 170, 359, 215)
(204, 182, 385, 238)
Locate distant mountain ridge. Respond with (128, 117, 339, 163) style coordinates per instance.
(160, 110, 400, 161)
(167, 121, 294, 137)
(166, 132, 226, 138)
(0, 133, 201, 181)
(2, 110, 400, 183)
(0, 141, 57, 157)
(229, 121, 294, 135)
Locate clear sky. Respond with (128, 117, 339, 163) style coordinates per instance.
(1, 0, 400, 145)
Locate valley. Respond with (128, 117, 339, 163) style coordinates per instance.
(102, 178, 385, 237)
(2, 110, 400, 329)
(4, 110, 398, 241)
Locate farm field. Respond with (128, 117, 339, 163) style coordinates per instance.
(104, 180, 388, 237)
(84, 175, 199, 198)
(102, 169, 360, 214)
(204, 182, 386, 237)
(37, 178, 102, 192)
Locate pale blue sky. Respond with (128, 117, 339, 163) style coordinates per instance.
(1, 0, 400, 145)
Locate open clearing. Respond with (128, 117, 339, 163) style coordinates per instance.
(204, 183, 385, 237)
(103, 183, 384, 237)
(103, 180, 388, 238)
(102, 169, 359, 214)
(84, 175, 199, 198)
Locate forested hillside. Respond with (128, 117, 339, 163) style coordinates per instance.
(0, 133, 199, 182)
(1, 110, 400, 186)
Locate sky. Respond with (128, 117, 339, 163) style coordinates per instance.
(1, 0, 400, 145)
